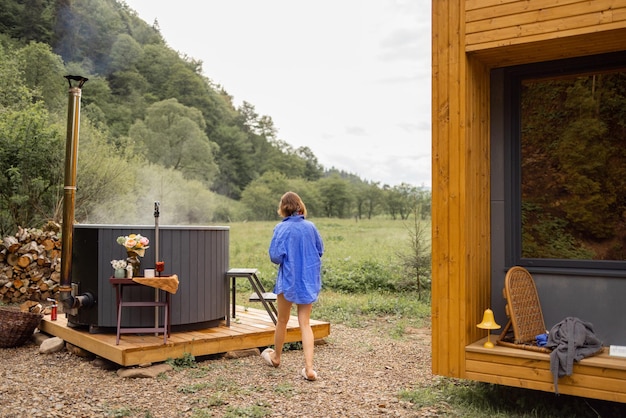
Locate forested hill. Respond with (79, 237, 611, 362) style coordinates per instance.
(2, 0, 326, 194)
(0, 0, 427, 233)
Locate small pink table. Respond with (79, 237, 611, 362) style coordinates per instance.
(109, 276, 179, 345)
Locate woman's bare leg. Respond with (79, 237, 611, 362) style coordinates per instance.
(297, 302, 315, 378)
(271, 293, 292, 365)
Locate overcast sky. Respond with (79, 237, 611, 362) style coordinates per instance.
(124, 0, 431, 187)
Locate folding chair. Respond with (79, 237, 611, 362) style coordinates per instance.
(497, 266, 552, 353)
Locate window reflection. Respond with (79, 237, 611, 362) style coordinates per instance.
(521, 70, 626, 261)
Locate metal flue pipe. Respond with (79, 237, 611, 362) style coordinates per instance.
(59, 75, 92, 312)
(154, 201, 160, 333)
(154, 201, 160, 274)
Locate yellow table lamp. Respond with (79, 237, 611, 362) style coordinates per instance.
(477, 308, 501, 348)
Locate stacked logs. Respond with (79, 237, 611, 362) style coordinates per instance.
(0, 222, 62, 304)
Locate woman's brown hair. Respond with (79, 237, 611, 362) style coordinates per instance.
(277, 191, 307, 218)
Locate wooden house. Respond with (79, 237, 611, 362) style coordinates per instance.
(432, 0, 626, 402)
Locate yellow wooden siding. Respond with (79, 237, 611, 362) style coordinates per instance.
(431, 0, 492, 378)
(464, 55, 491, 362)
(466, 28, 626, 68)
(432, 0, 457, 376)
(464, 0, 626, 67)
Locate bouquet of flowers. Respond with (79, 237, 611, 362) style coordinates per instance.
(117, 233, 150, 257)
(110, 259, 127, 270)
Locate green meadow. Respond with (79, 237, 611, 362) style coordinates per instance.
(228, 217, 431, 328)
(229, 217, 417, 286)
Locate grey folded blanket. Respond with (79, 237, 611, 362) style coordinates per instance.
(545, 317, 603, 394)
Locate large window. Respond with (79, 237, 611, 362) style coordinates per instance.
(506, 51, 626, 270)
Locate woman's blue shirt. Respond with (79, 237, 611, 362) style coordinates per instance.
(269, 215, 324, 304)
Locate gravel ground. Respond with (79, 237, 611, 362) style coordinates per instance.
(0, 322, 436, 418)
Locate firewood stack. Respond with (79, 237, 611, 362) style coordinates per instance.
(0, 222, 62, 304)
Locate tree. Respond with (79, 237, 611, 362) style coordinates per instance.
(19, 0, 57, 43)
(349, 180, 386, 220)
(364, 182, 384, 219)
(0, 0, 57, 44)
(136, 43, 227, 134)
(134, 43, 177, 94)
(129, 98, 219, 186)
(398, 197, 431, 299)
(72, 120, 136, 223)
(16, 41, 66, 112)
(296, 146, 323, 181)
(240, 171, 289, 220)
(256, 115, 278, 140)
(557, 78, 613, 239)
(53, 0, 124, 73)
(0, 44, 31, 109)
(384, 183, 418, 220)
(264, 139, 307, 177)
(383, 186, 402, 220)
(0, 44, 64, 234)
(0, 103, 63, 234)
(104, 70, 150, 137)
(0, 0, 23, 39)
(77, 73, 119, 127)
(318, 175, 352, 218)
(108, 33, 143, 73)
(211, 123, 257, 199)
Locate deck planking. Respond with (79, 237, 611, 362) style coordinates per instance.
(38, 305, 330, 367)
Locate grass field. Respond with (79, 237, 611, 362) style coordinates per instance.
(228, 217, 415, 283)
(228, 217, 431, 327)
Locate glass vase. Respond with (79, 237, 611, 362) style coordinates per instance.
(114, 268, 125, 279)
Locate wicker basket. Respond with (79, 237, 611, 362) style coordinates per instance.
(0, 306, 43, 348)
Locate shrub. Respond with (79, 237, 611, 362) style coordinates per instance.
(322, 259, 400, 293)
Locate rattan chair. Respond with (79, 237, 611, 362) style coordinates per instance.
(497, 266, 552, 353)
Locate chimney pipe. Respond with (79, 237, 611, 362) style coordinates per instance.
(59, 75, 90, 313)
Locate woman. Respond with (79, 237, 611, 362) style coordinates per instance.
(261, 191, 324, 381)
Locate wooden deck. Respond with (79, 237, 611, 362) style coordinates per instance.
(466, 337, 626, 403)
(38, 306, 330, 367)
